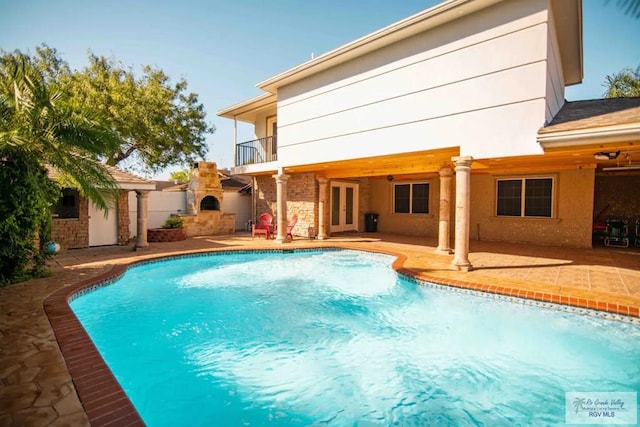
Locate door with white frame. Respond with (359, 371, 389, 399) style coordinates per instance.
(88, 194, 118, 246)
(330, 182, 359, 233)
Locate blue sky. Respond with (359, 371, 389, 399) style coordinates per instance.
(1, 0, 638, 179)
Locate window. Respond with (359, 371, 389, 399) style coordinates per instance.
(53, 188, 80, 219)
(393, 182, 429, 214)
(496, 178, 553, 217)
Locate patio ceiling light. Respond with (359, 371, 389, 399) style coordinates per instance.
(593, 151, 620, 161)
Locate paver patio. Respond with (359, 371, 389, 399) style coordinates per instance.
(1, 233, 639, 426)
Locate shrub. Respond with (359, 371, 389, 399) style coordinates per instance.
(161, 216, 184, 229)
(0, 152, 59, 285)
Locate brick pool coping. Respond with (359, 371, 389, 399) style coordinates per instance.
(44, 246, 640, 426)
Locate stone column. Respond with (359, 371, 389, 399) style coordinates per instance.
(273, 173, 290, 243)
(435, 167, 453, 254)
(135, 190, 150, 250)
(451, 156, 473, 271)
(317, 177, 329, 240)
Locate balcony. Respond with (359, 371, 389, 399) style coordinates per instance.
(236, 136, 277, 166)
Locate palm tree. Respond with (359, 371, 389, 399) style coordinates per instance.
(603, 67, 640, 98)
(0, 52, 121, 208)
(0, 52, 122, 283)
(611, 0, 640, 18)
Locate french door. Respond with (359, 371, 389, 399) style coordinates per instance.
(330, 182, 359, 233)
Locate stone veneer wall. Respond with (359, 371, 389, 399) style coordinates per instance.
(51, 198, 89, 249)
(255, 173, 319, 238)
(179, 212, 235, 236)
(255, 175, 277, 217)
(117, 190, 130, 245)
(285, 173, 318, 237)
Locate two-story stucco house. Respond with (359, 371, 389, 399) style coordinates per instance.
(218, 0, 640, 271)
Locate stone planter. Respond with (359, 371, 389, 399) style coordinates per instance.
(147, 228, 186, 243)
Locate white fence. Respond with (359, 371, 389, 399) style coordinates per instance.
(128, 190, 252, 238)
(128, 191, 187, 238)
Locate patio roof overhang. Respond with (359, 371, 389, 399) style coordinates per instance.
(216, 93, 277, 123)
(537, 98, 640, 164)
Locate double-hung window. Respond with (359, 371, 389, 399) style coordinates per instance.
(393, 182, 429, 214)
(496, 177, 553, 217)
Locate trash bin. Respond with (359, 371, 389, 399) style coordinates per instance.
(365, 213, 378, 232)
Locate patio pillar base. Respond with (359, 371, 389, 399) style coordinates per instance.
(450, 261, 473, 272)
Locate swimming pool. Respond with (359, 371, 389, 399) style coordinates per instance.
(71, 249, 640, 426)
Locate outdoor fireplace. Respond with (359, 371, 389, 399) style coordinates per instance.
(180, 161, 234, 236)
(200, 195, 220, 211)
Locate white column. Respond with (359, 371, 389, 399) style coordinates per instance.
(273, 173, 290, 243)
(451, 156, 473, 271)
(135, 190, 150, 249)
(317, 177, 329, 240)
(435, 167, 453, 254)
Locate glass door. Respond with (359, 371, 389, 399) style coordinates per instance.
(330, 182, 358, 233)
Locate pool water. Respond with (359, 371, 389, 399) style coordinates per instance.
(70, 250, 640, 426)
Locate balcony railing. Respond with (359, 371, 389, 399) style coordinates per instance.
(236, 136, 277, 166)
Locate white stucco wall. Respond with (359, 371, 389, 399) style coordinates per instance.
(128, 191, 187, 238)
(545, 5, 566, 124)
(276, 0, 552, 165)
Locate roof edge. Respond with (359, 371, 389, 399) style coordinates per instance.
(537, 123, 640, 148)
(217, 93, 276, 119)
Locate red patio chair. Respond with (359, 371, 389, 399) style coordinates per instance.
(286, 214, 298, 240)
(273, 214, 298, 240)
(252, 213, 273, 239)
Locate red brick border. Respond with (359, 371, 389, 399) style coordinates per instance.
(44, 246, 639, 425)
(44, 265, 145, 427)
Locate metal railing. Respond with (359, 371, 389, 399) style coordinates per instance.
(236, 136, 277, 166)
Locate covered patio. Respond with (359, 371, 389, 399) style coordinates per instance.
(1, 233, 639, 425)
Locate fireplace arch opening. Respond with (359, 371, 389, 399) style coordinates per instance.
(200, 195, 220, 211)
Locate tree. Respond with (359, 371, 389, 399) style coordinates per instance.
(65, 52, 214, 174)
(603, 67, 640, 98)
(0, 52, 120, 284)
(169, 169, 193, 184)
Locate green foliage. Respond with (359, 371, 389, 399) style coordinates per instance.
(0, 153, 59, 285)
(63, 51, 214, 174)
(603, 67, 640, 98)
(0, 49, 120, 284)
(169, 169, 192, 184)
(161, 216, 184, 229)
(7, 44, 214, 175)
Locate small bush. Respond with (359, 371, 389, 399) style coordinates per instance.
(161, 216, 184, 229)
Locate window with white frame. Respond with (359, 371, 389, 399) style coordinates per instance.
(393, 182, 429, 214)
(496, 177, 553, 217)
